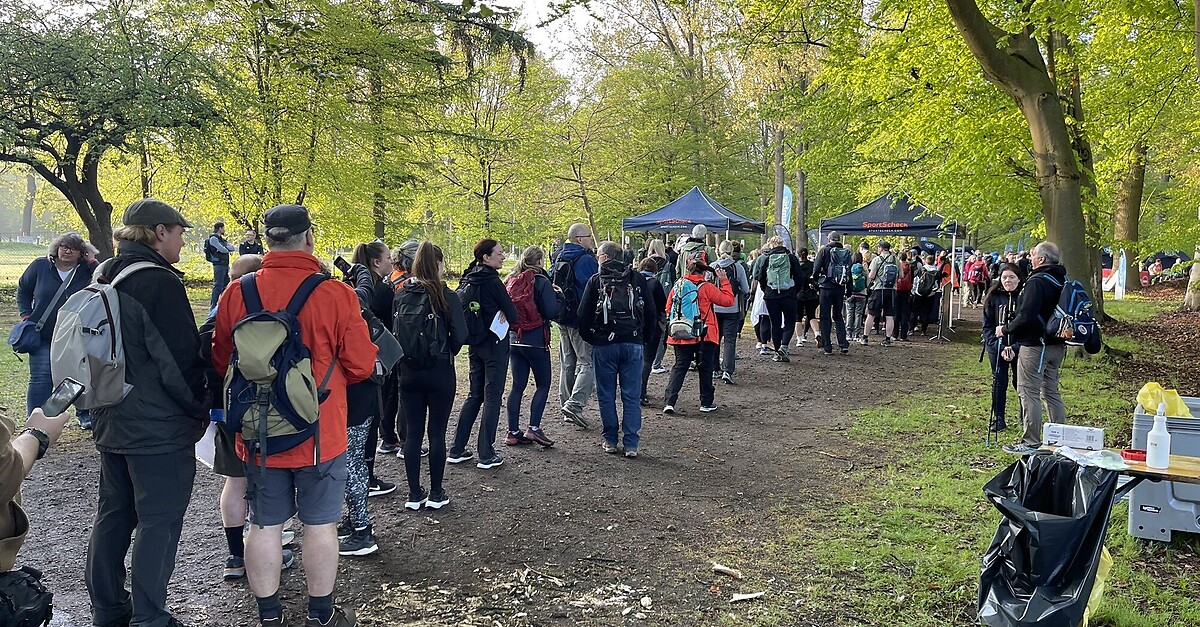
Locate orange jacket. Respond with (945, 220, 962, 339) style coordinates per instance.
(665, 274, 735, 345)
(212, 251, 377, 468)
(387, 269, 409, 291)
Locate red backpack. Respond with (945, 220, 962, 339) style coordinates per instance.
(505, 269, 544, 341)
(895, 262, 913, 292)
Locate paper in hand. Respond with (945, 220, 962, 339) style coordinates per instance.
(490, 312, 509, 339)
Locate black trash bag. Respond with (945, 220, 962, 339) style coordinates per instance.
(0, 565, 53, 627)
(977, 454, 1119, 627)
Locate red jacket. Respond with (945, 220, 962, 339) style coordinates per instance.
(212, 251, 377, 468)
(665, 274, 735, 345)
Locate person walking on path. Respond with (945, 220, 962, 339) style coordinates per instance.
(213, 204, 377, 627)
(206, 221, 237, 308)
(448, 239, 519, 470)
(793, 248, 820, 347)
(552, 223, 600, 428)
(577, 241, 657, 456)
(845, 253, 867, 343)
(862, 241, 900, 347)
(503, 246, 564, 447)
(982, 263, 1023, 434)
(16, 232, 97, 422)
(997, 242, 1069, 456)
(893, 250, 914, 341)
(394, 243, 467, 511)
(713, 240, 748, 383)
(85, 199, 209, 627)
(645, 238, 672, 375)
(755, 236, 803, 362)
(636, 258, 667, 406)
(662, 255, 734, 414)
(812, 232, 852, 356)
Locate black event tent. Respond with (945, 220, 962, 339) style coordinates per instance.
(622, 186, 766, 234)
(819, 193, 954, 238)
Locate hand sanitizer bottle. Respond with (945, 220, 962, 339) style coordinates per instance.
(1146, 401, 1171, 470)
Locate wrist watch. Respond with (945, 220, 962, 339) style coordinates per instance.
(20, 427, 49, 460)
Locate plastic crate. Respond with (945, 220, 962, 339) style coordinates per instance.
(1127, 397, 1200, 542)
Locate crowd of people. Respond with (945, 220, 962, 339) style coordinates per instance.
(2, 199, 1076, 627)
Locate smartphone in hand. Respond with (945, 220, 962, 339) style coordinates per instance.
(333, 256, 351, 275)
(42, 377, 86, 417)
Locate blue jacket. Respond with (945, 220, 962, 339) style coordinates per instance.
(17, 257, 97, 341)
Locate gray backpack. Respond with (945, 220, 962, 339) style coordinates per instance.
(50, 261, 166, 410)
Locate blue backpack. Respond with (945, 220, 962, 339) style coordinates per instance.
(667, 278, 704, 340)
(1039, 274, 1102, 354)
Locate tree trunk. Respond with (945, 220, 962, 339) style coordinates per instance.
(138, 132, 151, 198)
(1114, 141, 1147, 291)
(1186, 249, 1200, 310)
(369, 70, 387, 240)
(22, 172, 35, 237)
(772, 126, 784, 227)
(796, 167, 807, 249)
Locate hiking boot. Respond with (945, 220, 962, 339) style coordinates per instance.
(882, 337, 894, 347)
(376, 441, 400, 455)
(989, 416, 1009, 433)
(336, 517, 353, 540)
(476, 455, 504, 469)
(368, 477, 396, 497)
(526, 427, 555, 447)
(405, 488, 428, 510)
(602, 441, 621, 454)
(699, 405, 718, 413)
(223, 555, 246, 580)
(624, 448, 638, 458)
(304, 606, 355, 627)
(397, 446, 430, 460)
(426, 489, 450, 509)
(504, 430, 531, 446)
(446, 450, 474, 464)
(650, 366, 667, 374)
(562, 406, 590, 429)
(662, 405, 675, 415)
(338, 526, 379, 557)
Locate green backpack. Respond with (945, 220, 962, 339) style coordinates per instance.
(765, 253, 795, 291)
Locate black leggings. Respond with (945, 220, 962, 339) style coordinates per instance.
(399, 359, 455, 494)
(765, 297, 797, 349)
(507, 344, 552, 431)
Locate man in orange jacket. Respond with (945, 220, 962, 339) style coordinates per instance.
(213, 204, 376, 627)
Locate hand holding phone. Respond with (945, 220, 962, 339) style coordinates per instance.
(42, 377, 85, 417)
(333, 256, 351, 274)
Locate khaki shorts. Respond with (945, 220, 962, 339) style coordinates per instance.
(245, 453, 347, 527)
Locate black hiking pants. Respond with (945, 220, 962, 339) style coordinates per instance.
(400, 359, 455, 494)
(451, 339, 510, 461)
(765, 297, 797, 350)
(818, 287, 849, 352)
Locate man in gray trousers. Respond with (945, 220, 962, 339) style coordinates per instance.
(553, 223, 599, 429)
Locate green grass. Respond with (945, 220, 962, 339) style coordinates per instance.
(741, 298, 1200, 626)
(1104, 295, 1178, 323)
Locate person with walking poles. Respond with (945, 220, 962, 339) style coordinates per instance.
(577, 241, 658, 456)
(212, 204, 377, 627)
(862, 240, 900, 347)
(982, 263, 1023, 435)
(503, 245, 564, 447)
(662, 253, 735, 414)
(811, 231, 852, 356)
(551, 223, 600, 428)
(997, 242, 1069, 456)
(205, 221, 238, 308)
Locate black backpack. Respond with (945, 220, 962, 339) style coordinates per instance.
(0, 566, 53, 627)
(393, 285, 444, 369)
(592, 266, 644, 341)
(715, 259, 743, 298)
(915, 267, 940, 297)
(203, 236, 218, 263)
(456, 279, 489, 345)
(826, 247, 852, 286)
(550, 253, 583, 325)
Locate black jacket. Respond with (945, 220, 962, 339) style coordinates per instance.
(982, 288, 1020, 349)
(638, 269, 668, 345)
(577, 260, 657, 346)
(812, 242, 850, 290)
(755, 246, 803, 300)
(510, 269, 564, 349)
(459, 264, 520, 346)
(92, 241, 208, 454)
(1002, 264, 1067, 347)
(396, 282, 468, 363)
(796, 259, 818, 301)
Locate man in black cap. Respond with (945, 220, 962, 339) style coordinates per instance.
(85, 198, 209, 627)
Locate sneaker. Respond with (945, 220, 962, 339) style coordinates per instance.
(446, 450, 474, 464)
(640, 398, 650, 407)
(376, 441, 400, 454)
(758, 346, 771, 356)
(261, 616, 287, 627)
(650, 366, 667, 374)
(859, 336, 869, 346)
(280, 530, 295, 546)
(795, 338, 804, 347)
(840, 347, 850, 355)
(774, 347, 790, 363)
(504, 430, 531, 446)
(624, 448, 638, 458)
(426, 489, 450, 509)
(882, 337, 894, 347)
(562, 406, 590, 429)
(822, 350, 834, 356)
(526, 427, 555, 447)
(699, 405, 717, 413)
(336, 517, 353, 540)
(662, 405, 675, 415)
(368, 477, 396, 497)
(476, 455, 504, 469)
(405, 488, 428, 510)
(338, 526, 379, 557)
(304, 606, 355, 627)
(721, 372, 735, 385)
(397, 446, 430, 460)
(602, 441, 621, 454)
(223, 555, 246, 580)
(1002, 443, 1041, 456)
(281, 549, 296, 570)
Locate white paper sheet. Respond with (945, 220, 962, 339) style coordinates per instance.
(490, 311, 509, 339)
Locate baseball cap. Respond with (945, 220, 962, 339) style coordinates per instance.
(263, 204, 312, 237)
(123, 198, 193, 228)
(827, 231, 841, 243)
(878, 240, 892, 250)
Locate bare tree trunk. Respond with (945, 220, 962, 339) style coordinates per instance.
(1114, 141, 1147, 291)
(22, 172, 35, 237)
(796, 167, 807, 249)
(772, 126, 784, 227)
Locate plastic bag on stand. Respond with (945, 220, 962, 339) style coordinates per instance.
(977, 454, 1119, 627)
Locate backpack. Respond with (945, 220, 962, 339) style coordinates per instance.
(765, 253, 794, 291)
(550, 253, 583, 325)
(850, 263, 867, 293)
(203, 236, 218, 263)
(50, 261, 167, 410)
(895, 262, 913, 292)
(506, 270, 544, 342)
(667, 278, 705, 340)
(914, 267, 939, 297)
(825, 247, 852, 286)
(715, 259, 743, 299)
(653, 256, 674, 292)
(456, 278, 489, 345)
(1039, 274, 1102, 354)
(393, 284, 444, 369)
(592, 267, 644, 341)
(878, 254, 899, 289)
(224, 273, 335, 461)
(0, 566, 53, 627)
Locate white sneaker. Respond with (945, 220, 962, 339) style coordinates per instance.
(662, 405, 675, 415)
(651, 366, 667, 375)
(699, 405, 718, 413)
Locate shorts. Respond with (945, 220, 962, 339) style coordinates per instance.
(213, 423, 244, 478)
(868, 289, 897, 317)
(245, 453, 347, 527)
(798, 299, 818, 320)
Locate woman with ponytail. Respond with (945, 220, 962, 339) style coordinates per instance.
(503, 246, 563, 447)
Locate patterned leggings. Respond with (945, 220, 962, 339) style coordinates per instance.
(345, 423, 370, 529)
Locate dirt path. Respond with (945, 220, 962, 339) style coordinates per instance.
(23, 314, 981, 626)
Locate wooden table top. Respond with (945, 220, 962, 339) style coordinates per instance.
(1038, 447, 1200, 485)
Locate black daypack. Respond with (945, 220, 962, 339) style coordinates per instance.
(550, 253, 584, 325)
(914, 267, 940, 297)
(456, 278, 489, 345)
(878, 254, 899, 289)
(393, 285, 444, 369)
(715, 259, 743, 299)
(1038, 274, 1102, 354)
(593, 266, 644, 341)
(0, 566, 52, 627)
(826, 247, 852, 286)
